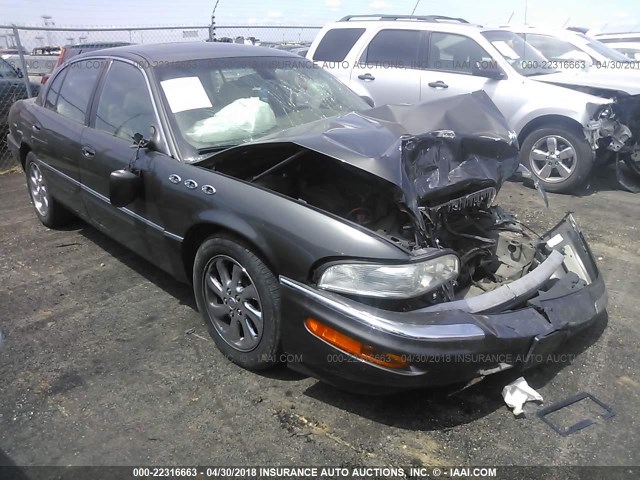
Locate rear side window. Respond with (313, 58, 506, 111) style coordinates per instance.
(313, 28, 365, 61)
(362, 29, 422, 67)
(54, 61, 102, 123)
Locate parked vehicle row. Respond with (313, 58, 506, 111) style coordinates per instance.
(7, 42, 608, 391)
(306, 15, 640, 193)
(594, 32, 640, 60)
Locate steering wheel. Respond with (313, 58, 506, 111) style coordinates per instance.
(114, 113, 144, 140)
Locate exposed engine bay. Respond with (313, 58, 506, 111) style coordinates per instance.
(195, 92, 564, 308)
(200, 144, 547, 308)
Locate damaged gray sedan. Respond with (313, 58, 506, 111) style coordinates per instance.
(7, 43, 607, 392)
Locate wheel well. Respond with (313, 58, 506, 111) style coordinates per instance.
(181, 223, 276, 283)
(19, 143, 31, 170)
(517, 115, 586, 147)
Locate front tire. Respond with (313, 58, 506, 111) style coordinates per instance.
(520, 126, 594, 193)
(24, 152, 73, 228)
(193, 236, 281, 370)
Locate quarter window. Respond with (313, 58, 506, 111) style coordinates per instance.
(44, 70, 66, 110)
(55, 61, 102, 123)
(363, 29, 422, 67)
(429, 33, 494, 73)
(94, 61, 156, 141)
(312, 28, 365, 62)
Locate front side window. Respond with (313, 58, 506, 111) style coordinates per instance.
(429, 32, 494, 73)
(55, 61, 102, 123)
(312, 28, 365, 62)
(94, 61, 156, 141)
(362, 29, 422, 67)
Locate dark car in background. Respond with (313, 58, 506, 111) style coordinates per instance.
(1, 58, 39, 162)
(6, 43, 607, 392)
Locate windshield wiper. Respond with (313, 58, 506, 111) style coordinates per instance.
(197, 144, 238, 155)
(522, 70, 557, 77)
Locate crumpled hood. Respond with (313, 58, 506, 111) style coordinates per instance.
(208, 91, 520, 222)
(532, 70, 640, 96)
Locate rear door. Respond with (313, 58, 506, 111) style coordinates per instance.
(28, 59, 103, 213)
(79, 59, 174, 267)
(351, 29, 424, 106)
(310, 27, 366, 87)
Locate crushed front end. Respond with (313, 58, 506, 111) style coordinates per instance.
(280, 212, 607, 391)
(202, 91, 608, 390)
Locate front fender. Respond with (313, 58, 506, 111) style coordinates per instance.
(161, 163, 410, 282)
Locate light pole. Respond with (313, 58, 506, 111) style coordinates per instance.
(209, 0, 221, 42)
(42, 15, 54, 45)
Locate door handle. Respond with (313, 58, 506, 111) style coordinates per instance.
(32, 124, 41, 132)
(357, 73, 375, 81)
(428, 80, 449, 89)
(81, 145, 95, 158)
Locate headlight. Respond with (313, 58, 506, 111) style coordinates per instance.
(317, 254, 459, 299)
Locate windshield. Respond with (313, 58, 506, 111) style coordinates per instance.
(0, 58, 19, 79)
(576, 33, 633, 61)
(153, 56, 369, 157)
(482, 30, 559, 76)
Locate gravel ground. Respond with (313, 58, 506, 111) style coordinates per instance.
(0, 167, 638, 469)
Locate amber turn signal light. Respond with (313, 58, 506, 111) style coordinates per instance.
(305, 318, 408, 369)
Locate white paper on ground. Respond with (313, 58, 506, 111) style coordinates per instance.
(160, 77, 213, 113)
(502, 377, 543, 416)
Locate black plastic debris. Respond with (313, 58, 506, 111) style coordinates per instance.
(537, 392, 615, 436)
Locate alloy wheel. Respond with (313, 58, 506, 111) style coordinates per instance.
(28, 162, 49, 217)
(202, 255, 264, 352)
(529, 135, 577, 183)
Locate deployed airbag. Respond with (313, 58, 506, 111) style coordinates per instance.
(186, 97, 276, 143)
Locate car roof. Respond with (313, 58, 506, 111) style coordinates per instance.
(324, 16, 484, 34)
(487, 25, 583, 40)
(75, 42, 300, 64)
(64, 41, 133, 50)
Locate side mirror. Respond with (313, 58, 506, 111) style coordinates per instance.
(471, 61, 505, 80)
(360, 95, 375, 108)
(132, 125, 160, 152)
(109, 169, 141, 207)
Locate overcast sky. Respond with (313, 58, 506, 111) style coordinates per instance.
(1, 0, 637, 33)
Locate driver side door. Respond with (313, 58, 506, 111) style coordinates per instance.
(79, 59, 172, 265)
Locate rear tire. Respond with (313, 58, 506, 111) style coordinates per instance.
(520, 126, 594, 193)
(24, 152, 73, 228)
(193, 235, 281, 370)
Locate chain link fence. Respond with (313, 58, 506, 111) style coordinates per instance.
(0, 24, 321, 171)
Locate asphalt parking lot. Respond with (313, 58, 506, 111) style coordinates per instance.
(0, 167, 638, 468)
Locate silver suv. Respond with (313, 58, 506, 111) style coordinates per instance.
(307, 15, 638, 192)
